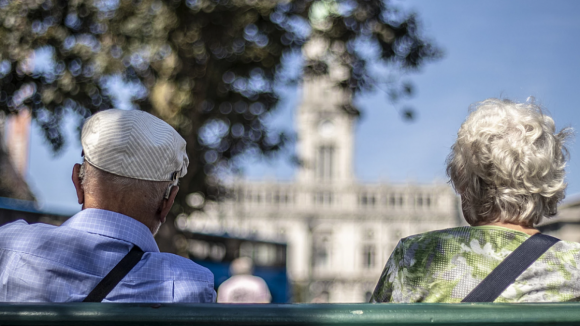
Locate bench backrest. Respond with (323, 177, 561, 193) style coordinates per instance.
(1, 303, 580, 325)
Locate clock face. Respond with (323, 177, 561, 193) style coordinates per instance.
(318, 120, 335, 138)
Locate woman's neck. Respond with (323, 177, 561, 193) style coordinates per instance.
(476, 221, 540, 236)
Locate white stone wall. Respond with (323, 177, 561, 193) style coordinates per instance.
(183, 181, 459, 302)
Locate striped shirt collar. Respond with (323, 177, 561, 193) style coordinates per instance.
(62, 208, 160, 253)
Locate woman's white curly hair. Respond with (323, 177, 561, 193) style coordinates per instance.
(446, 98, 572, 226)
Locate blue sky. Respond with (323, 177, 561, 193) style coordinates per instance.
(26, 0, 580, 214)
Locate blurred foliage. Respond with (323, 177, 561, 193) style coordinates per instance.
(0, 0, 440, 220)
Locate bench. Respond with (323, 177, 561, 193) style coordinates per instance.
(1, 303, 579, 325)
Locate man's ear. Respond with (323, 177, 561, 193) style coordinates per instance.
(72, 164, 85, 205)
(159, 186, 179, 224)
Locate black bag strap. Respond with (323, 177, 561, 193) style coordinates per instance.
(83, 245, 144, 302)
(462, 233, 560, 303)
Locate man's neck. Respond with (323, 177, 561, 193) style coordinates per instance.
(83, 198, 158, 235)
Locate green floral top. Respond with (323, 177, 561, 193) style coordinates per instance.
(371, 226, 580, 303)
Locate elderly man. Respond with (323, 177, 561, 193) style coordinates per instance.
(0, 109, 215, 302)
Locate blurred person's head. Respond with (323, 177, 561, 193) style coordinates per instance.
(71, 109, 189, 235)
(446, 98, 571, 227)
(230, 257, 254, 275)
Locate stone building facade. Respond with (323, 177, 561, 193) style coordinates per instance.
(538, 196, 580, 243)
(179, 74, 460, 303)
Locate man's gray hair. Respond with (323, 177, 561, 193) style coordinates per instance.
(79, 161, 171, 215)
(446, 98, 572, 226)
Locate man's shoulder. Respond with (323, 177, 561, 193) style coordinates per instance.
(144, 252, 214, 283)
(0, 220, 58, 247)
(0, 219, 48, 232)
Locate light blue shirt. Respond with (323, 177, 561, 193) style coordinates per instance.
(0, 208, 216, 302)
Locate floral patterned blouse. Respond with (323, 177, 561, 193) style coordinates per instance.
(371, 226, 580, 303)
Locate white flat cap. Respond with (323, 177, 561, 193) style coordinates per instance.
(81, 109, 188, 181)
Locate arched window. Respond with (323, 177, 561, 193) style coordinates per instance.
(316, 145, 334, 180)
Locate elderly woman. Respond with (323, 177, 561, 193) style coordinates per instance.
(371, 98, 580, 303)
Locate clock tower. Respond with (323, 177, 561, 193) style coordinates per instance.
(296, 73, 358, 185)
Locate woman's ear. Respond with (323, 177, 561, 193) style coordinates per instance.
(72, 164, 85, 205)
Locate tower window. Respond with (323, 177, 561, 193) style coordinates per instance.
(317, 145, 335, 180)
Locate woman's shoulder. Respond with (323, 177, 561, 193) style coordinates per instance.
(551, 239, 580, 253)
(397, 226, 546, 260)
(401, 226, 472, 241)
(400, 225, 529, 246)
(399, 226, 580, 260)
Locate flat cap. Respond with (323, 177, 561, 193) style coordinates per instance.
(81, 109, 188, 182)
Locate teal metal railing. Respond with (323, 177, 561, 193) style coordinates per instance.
(1, 303, 580, 325)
